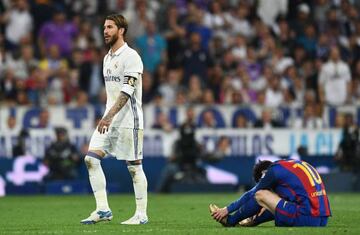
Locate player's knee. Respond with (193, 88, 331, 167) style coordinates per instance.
(84, 155, 92, 169)
(127, 165, 137, 179)
(84, 154, 100, 169)
(255, 190, 268, 204)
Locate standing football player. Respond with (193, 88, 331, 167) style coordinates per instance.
(210, 160, 331, 227)
(81, 14, 148, 225)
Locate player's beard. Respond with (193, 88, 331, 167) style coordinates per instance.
(105, 34, 118, 47)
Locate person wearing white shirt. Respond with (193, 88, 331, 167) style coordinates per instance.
(2, 0, 33, 48)
(292, 104, 324, 129)
(318, 46, 351, 106)
(265, 75, 284, 108)
(81, 14, 148, 225)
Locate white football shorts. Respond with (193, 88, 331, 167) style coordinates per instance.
(89, 127, 143, 161)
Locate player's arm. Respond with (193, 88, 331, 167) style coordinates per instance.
(212, 185, 259, 221)
(226, 186, 257, 213)
(97, 75, 137, 134)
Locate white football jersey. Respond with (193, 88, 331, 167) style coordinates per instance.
(103, 43, 144, 129)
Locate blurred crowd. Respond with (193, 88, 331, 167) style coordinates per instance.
(1, 0, 360, 129)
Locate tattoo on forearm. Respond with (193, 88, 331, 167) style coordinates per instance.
(103, 92, 130, 120)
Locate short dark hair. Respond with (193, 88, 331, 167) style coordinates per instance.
(253, 160, 273, 183)
(106, 14, 128, 36)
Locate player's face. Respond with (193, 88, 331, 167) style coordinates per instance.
(103, 20, 119, 46)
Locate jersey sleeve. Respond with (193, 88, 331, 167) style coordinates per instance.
(121, 52, 143, 96)
(123, 52, 143, 78)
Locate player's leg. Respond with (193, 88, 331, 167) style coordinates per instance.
(226, 192, 263, 226)
(240, 209, 274, 227)
(81, 131, 112, 224)
(254, 190, 281, 214)
(120, 129, 148, 225)
(120, 159, 148, 225)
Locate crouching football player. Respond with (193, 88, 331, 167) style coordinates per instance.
(210, 160, 331, 227)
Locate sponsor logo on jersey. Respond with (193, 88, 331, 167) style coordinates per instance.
(311, 189, 326, 197)
(105, 69, 121, 82)
(104, 76, 121, 82)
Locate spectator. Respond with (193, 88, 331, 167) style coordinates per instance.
(318, 46, 351, 106)
(297, 24, 318, 57)
(2, 0, 33, 50)
(79, 47, 103, 103)
(187, 75, 203, 104)
(234, 114, 250, 128)
(198, 109, 225, 128)
(135, 20, 167, 73)
(254, 108, 283, 129)
(74, 21, 95, 51)
(231, 34, 247, 60)
(202, 89, 216, 105)
(157, 69, 181, 105)
(175, 88, 188, 105)
(160, 3, 186, 69)
(182, 32, 213, 84)
(142, 71, 156, 104)
(314, 0, 331, 33)
(202, 0, 231, 41)
(264, 74, 284, 108)
(257, 0, 288, 28)
(334, 113, 360, 172)
(12, 129, 29, 157)
(34, 108, 51, 129)
(11, 45, 38, 79)
(290, 3, 312, 37)
(47, 66, 70, 105)
(316, 33, 331, 60)
(203, 135, 231, 163)
(185, 2, 212, 50)
(38, 8, 78, 58)
(43, 127, 80, 180)
(0, 68, 17, 103)
(38, 44, 68, 78)
(156, 116, 205, 193)
(273, 16, 295, 56)
(292, 104, 324, 129)
(334, 112, 346, 128)
(127, 0, 153, 45)
(230, 3, 253, 38)
(152, 112, 173, 133)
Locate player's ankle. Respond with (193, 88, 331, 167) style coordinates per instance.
(135, 211, 147, 217)
(97, 207, 111, 212)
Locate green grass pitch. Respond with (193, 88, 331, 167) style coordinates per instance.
(0, 193, 359, 234)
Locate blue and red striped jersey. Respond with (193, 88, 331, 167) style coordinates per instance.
(257, 160, 331, 217)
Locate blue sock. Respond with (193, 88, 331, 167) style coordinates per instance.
(253, 210, 274, 225)
(227, 196, 262, 226)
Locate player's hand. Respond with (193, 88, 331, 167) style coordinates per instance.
(211, 207, 228, 221)
(97, 117, 112, 134)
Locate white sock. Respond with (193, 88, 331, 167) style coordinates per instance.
(128, 164, 148, 216)
(84, 155, 110, 211)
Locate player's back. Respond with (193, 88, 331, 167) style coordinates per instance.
(271, 160, 331, 217)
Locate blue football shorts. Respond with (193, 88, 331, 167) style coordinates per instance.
(274, 199, 328, 227)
